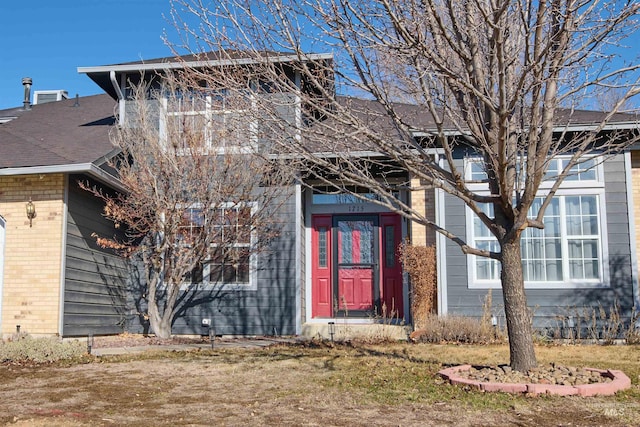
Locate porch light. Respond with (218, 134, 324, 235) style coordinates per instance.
(26, 198, 36, 227)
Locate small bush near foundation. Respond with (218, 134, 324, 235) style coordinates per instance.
(0, 335, 86, 363)
(625, 307, 640, 344)
(553, 302, 640, 344)
(411, 314, 504, 344)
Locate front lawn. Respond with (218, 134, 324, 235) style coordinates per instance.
(0, 341, 638, 426)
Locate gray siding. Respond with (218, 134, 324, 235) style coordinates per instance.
(63, 176, 129, 336)
(299, 187, 307, 325)
(126, 186, 298, 336)
(444, 154, 636, 332)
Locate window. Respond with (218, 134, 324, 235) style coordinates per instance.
(384, 225, 396, 268)
(469, 194, 605, 288)
(162, 90, 256, 154)
(180, 204, 256, 289)
(466, 156, 600, 186)
(318, 226, 328, 268)
(465, 155, 607, 289)
(545, 158, 597, 182)
(312, 185, 399, 205)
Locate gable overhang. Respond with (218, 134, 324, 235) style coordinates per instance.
(0, 163, 126, 193)
(78, 53, 334, 100)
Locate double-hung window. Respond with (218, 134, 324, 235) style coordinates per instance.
(466, 156, 608, 289)
(180, 203, 257, 289)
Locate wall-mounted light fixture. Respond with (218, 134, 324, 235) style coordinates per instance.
(26, 198, 36, 227)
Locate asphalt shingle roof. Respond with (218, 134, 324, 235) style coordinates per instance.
(0, 94, 117, 169)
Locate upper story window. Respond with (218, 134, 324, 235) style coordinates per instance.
(162, 89, 256, 154)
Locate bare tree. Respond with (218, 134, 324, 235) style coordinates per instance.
(84, 77, 293, 339)
(168, 0, 640, 370)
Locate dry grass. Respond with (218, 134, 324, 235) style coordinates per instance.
(0, 342, 638, 426)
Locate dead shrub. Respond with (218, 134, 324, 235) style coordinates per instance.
(625, 306, 640, 345)
(410, 314, 501, 344)
(0, 335, 86, 363)
(553, 302, 640, 344)
(400, 243, 436, 329)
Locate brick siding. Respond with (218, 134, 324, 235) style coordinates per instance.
(0, 174, 65, 336)
(410, 176, 436, 246)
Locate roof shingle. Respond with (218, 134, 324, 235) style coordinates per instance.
(0, 94, 117, 170)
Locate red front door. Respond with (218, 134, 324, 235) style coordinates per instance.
(311, 214, 404, 319)
(336, 216, 377, 314)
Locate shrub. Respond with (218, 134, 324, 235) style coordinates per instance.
(551, 302, 640, 344)
(625, 307, 640, 345)
(410, 313, 504, 344)
(400, 243, 437, 330)
(0, 335, 86, 363)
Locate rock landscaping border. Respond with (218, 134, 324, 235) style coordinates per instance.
(438, 364, 631, 396)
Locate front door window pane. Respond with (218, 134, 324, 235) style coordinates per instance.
(384, 225, 395, 268)
(338, 220, 374, 264)
(318, 227, 328, 268)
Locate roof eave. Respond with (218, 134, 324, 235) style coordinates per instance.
(0, 163, 126, 193)
(412, 121, 639, 137)
(77, 53, 334, 75)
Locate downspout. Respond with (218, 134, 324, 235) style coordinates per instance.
(109, 70, 124, 100)
(109, 71, 125, 126)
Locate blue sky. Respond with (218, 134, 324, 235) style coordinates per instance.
(0, 1, 638, 111)
(0, 1, 176, 110)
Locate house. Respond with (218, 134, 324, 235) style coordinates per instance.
(1, 52, 638, 339)
(0, 84, 129, 338)
(77, 52, 640, 338)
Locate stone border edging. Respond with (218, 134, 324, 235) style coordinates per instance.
(438, 364, 631, 396)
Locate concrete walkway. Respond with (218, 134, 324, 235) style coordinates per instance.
(91, 337, 296, 357)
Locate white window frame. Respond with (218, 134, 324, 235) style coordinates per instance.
(160, 92, 258, 155)
(464, 155, 609, 289)
(180, 202, 258, 291)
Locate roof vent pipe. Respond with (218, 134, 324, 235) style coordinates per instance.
(22, 77, 32, 110)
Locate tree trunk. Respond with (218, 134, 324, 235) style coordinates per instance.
(501, 238, 537, 372)
(148, 305, 173, 339)
(147, 287, 173, 339)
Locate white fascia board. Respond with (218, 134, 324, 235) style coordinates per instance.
(272, 148, 443, 161)
(77, 53, 334, 75)
(0, 163, 126, 192)
(411, 130, 469, 137)
(412, 121, 639, 137)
